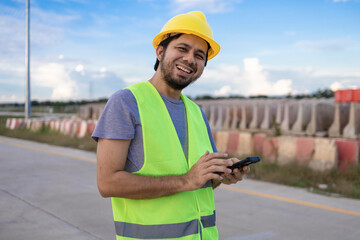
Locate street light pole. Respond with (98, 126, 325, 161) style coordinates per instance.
(25, 0, 31, 119)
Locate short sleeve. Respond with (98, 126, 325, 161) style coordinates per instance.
(200, 107, 218, 153)
(92, 89, 139, 142)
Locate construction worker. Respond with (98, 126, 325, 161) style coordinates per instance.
(92, 11, 250, 239)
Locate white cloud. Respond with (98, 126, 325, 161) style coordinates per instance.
(330, 80, 359, 91)
(51, 82, 78, 100)
(32, 62, 79, 100)
(200, 58, 360, 98)
(243, 58, 269, 94)
(75, 64, 84, 72)
(243, 58, 292, 96)
(330, 81, 343, 91)
(170, 0, 242, 13)
(215, 85, 232, 96)
(123, 77, 145, 84)
(295, 38, 353, 52)
(271, 79, 293, 95)
(203, 58, 294, 97)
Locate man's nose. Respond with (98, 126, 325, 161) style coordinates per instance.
(182, 52, 196, 65)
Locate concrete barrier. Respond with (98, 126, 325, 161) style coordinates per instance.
(230, 105, 240, 130)
(280, 101, 298, 134)
(261, 101, 277, 130)
(59, 119, 74, 136)
(4, 117, 98, 139)
(309, 138, 337, 171)
(262, 137, 278, 163)
(249, 102, 265, 130)
(335, 139, 359, 171)
(275, 102, 285, 125)
(73, 96, 359, 140)
(29, 119, 43, 132)
(214, 105, 226, 131)
(222, 105, 231, 130)
(5, 93, 360, 172)
(76, 120, 88, 138)
(25, 118, 32, 130)
(226, 132, 240, 156)
(49, 120, 58, 132)
(252, 133, 266, 155)
(291, 100, 312, 135)
(210, 130, 353, 171)
(239, 103, 252, 130)
(210, 130, 341, 172)
(306, 101, 334, 137)
(236, 132, 252, 156)
(328, 103, 350, 137)
(208, 104, 216, 129)
(277, 136, 297, 165)
(343, 102, 360, 139)
(295, 137, 315, 166)
(215, 131, 229, 153)
(8, 118, 20, 130)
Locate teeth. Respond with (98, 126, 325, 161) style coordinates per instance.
(177, 65, 191, 73)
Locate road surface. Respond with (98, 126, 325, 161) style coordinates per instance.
(0, 135, 359, 240)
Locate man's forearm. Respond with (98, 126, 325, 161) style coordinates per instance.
(98, 170, 192, 199)
(97, 139, 231, 199)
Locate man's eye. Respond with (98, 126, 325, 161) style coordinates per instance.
(178, 47, 186, 51)
(196, 54, 205, 60)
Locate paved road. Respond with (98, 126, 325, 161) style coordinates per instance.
(1, 135, 359, 240)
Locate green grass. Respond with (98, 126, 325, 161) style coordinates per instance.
(1, 115, 360, 199)
(248, 161, 360, 199)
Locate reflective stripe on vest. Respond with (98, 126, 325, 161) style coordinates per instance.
(112, 81, 218, 239)
(114, 211, 216, 239)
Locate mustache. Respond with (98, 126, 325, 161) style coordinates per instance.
(177, 61, 196, 72)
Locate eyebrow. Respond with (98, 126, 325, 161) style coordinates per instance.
(176, 43, 207, 57)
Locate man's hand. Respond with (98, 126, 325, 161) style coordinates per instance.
(184, 151, 233, 191)
(219, 157, 251, 185)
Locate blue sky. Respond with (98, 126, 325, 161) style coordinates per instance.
(0, 0, 359, 102)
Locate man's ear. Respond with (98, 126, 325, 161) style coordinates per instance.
(156, 45, 164, 62)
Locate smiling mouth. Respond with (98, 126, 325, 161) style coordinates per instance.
(176, 65, 193, 74)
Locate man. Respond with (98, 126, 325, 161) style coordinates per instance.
(92, 11, 250, 240)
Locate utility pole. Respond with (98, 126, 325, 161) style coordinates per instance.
(25, 0, 31, 119)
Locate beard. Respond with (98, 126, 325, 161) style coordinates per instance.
(159, 54, 202, 91)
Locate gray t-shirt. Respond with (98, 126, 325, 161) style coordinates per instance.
(92, 88, 217, 172)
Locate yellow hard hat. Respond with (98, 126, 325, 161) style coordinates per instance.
(152, 11, 220, 60)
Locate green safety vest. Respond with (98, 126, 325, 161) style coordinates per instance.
(111, 81, 218, 239)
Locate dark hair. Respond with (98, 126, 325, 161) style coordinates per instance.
(154, 33, 209, 71)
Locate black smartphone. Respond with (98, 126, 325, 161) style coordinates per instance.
(215, 156, 260, 175)
(228, 156, 261, 170)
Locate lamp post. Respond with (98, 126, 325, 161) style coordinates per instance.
(25, 0, 31, 119)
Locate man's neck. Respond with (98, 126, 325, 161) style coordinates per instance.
(149, 72, 182, 100)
